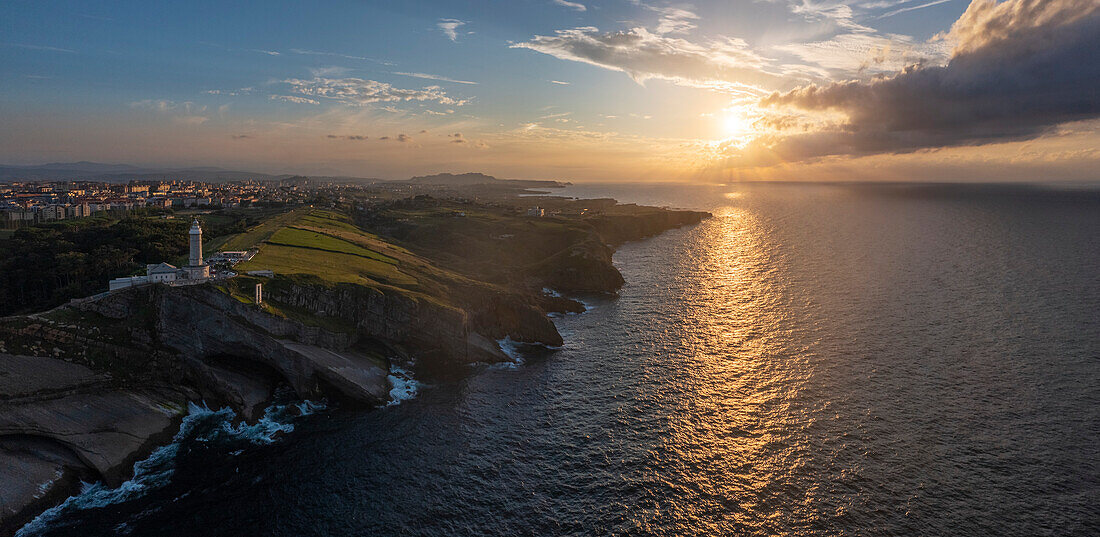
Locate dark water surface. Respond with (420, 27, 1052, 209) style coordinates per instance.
(25, 183, 1100, 536)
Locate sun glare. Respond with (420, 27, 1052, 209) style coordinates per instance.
(721, 107, 758, 144)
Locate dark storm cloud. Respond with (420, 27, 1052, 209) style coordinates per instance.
(756, 0, 1100, 160)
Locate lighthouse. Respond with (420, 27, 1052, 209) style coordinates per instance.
(186, 218, 210, 279)
(189, 218, 203, 267)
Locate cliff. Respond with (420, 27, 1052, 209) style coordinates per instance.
(0, 199, 710, 533)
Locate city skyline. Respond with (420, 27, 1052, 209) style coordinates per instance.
(2, 0, 1098, 182)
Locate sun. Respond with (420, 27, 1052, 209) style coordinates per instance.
(722, 107, 756, 140)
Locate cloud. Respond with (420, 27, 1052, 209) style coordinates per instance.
(130, 99, 209, 124)
(5, 43, 76, 53)
(204, 87, 254, 96)
(378, 134, 413, 142)
(752, 0, 1100, 162)
(512, 26, 777, 91)
(172, 116, 208, 125)
(231, 134, 251, 139)
(250, 49, 280, 56)
(650, 7, 700, 35)
(553, 0, 586, 12)
(772, 32, 949, 77)
(325, 134, 368, 140)
(550, 80, 571, 85)
(270, 94, 320, 105)
(438, 19, 466, 41)
(878, 0, 954, 19)
(282, 77, 468, 106)
(393, 72, 478, 85)
(288, 48, 391, 65)
(938, 0, 1097, 54)
(450, 132, 468, 143)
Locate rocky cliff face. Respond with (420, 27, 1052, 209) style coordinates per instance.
(0, 353, 189, 535)
(532, 209, 710, 294)
(588, 209, 712, 246)
(0, 204, 710, 533)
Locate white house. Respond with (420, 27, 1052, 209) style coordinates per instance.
(146, 262, 179, 283)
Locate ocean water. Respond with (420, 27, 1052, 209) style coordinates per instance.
(24, 182, 1100, 536)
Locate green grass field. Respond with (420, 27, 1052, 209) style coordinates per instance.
(231, 209, 420, 288)
(266, 227, 399, 265)
(206, 208, 303, 252)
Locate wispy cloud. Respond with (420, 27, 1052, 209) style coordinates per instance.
(204, 87, 254, 96)
(282, 77, 468, 106)
(651, 6, 700, 35)
(437, 19, 466, 41)
(773, 32, 948, 77)
(378, 133, 413, 142)
(550, 80, 571, 85)
(130, 99, 209, 124)
(270, 94, 320, 105)
(5, 43, 76, 53)
(393, 72, 478, 85)
(288, 48, 392, 65)
(552, 0, 587, 12)
(512, 26, 777, 92)
(879, 0, 955, 19)
(250, 48, 281, 56)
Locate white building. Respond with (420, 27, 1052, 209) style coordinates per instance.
(109, 275, 149, 291)
(147, 262, 179, 283)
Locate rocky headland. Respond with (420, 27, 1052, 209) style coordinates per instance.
(0, 195, 708, 534)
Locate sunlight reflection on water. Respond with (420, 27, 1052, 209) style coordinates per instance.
(32, 183, 1100, 537)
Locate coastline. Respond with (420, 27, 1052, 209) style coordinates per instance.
(0, 199, 709, 534)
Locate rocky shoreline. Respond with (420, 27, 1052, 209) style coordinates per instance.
(0, 204, 709, 534)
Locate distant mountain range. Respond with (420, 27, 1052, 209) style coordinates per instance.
(0, 162, 568, 187)
(408, 172, 569, 187)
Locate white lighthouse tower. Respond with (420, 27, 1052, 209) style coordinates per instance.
(186, 218, 210, 279)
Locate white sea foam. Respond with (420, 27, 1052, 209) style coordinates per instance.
(387, 366, 422, 406)
(489, 337, 525, 369)
(16, 400, 320, 536)
(296, 400, 327, 416)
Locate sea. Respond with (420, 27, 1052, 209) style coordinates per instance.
(19, 182, 1100, 536)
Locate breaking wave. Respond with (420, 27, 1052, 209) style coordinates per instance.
(387, 366, 422, 406)
(16, 399, 322, 537)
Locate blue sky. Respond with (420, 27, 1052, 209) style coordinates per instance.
(1, 0, 1096, 182)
